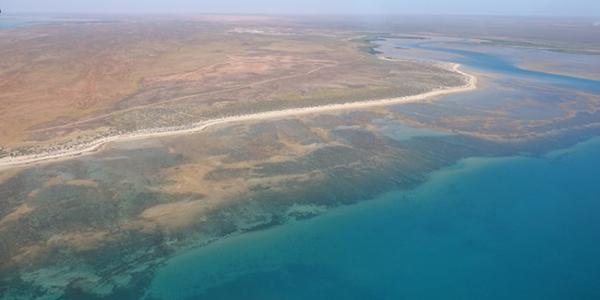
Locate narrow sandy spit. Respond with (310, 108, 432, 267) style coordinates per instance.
(0, 63, 477, 170)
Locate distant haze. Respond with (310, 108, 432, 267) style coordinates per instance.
(3, 0, 600, 17)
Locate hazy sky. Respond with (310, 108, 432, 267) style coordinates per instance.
(4, 0, 600, 16)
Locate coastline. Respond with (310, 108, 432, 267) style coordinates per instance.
(148, 134, 600, 300)
(0, 63, 477, 170)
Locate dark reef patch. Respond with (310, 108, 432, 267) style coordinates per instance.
(195, 263, 382, 300)
(2, 118, 600, 299)
(204, 168, 251, 181)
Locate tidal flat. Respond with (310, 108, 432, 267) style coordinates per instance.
(1, 96, 599, 299)
(149, 136, 600, 300)
(1, 16, 600, 300)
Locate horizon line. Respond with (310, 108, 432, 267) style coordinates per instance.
(2, 11, 600, 19)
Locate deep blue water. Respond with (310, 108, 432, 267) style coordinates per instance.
(406, 42, 600, 94)
(148, 136, 600, 300)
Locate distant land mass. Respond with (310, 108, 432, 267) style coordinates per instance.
(0, 14, 599, 300)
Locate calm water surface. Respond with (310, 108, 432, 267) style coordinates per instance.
(406, 41, 600, 94)
(148, 136, 600, 300)
(147, 38, 600, 300)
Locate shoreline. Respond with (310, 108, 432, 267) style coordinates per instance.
(0, 63, 477, 171)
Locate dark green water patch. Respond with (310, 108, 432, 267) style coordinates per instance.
(196, 264, 381, 300)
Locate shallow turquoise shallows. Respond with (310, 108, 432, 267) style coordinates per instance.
(148, 135, 600, 300)
(146, 37, 600, 300)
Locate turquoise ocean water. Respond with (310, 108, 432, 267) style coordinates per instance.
(148, 40, 600, 299)
(148, 135, 600, 300)
(2, 19, 598, 299)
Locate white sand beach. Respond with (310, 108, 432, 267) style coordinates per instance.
(0, 63, 477, 170)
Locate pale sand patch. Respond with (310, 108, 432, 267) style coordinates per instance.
(0, 167, 22, 185)
(0, 203, 32, 226)
(0, 63, 477, 170)
(519, 61, 600, 82)
(65, 179, 99, 187)
(43, 175, 64, 187)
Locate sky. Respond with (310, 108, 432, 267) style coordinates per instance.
(2, 0, 600, 17)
